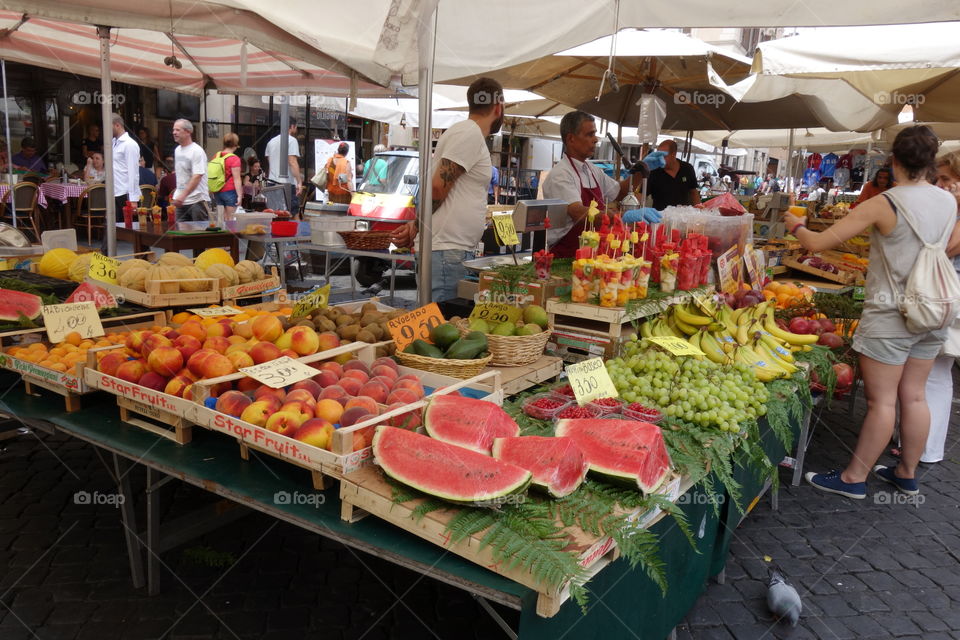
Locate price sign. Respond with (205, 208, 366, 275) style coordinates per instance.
(469, 302, 522, 325)
(648, 336, 705, 357)
(715, 245, 741, 295)
(42, 301, 104, 343)
(492, 213, 519, 246)
(88, 252, 120, 285)
(239, 356, 318, 389)
(852, 286, 865, 301)
(291, 284, 331, 319)
(565, 357, 618, 406)
(742, 243, 764, 288)
(387, 303, 445, 352)
(187, 306, 243, 317)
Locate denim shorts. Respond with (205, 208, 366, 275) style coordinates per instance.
(213, 189, 238, 207)
(852, 330, 947, 365)
(429, 249, 474, 303)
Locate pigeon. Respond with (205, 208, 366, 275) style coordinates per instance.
(767, 566, 802, 627)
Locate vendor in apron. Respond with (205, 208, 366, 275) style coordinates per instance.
(541, 111, 661, 258)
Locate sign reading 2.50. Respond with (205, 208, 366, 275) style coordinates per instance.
(387, 303, 445, 352)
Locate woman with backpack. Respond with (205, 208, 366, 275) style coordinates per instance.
(784, 125, 960, 500)
(210, 133, 243, 219)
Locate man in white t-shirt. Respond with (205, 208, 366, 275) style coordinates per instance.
(391, 78, 504, 302)
(265, 121, 302, 211)
(170, 118, 210, 222)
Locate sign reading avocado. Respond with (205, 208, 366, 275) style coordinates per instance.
(387, 303, 445, 352)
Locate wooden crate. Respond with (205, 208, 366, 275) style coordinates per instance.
(782, 255, 857, 284)
(339, 466, 689, 617)
(116, 395, 193, 444)
(479, 355, 563, 396)
(220, 266, 282, 303)
(0, 311, 167, 412)
(91, 277, 221, 308)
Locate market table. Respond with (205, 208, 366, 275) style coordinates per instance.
(115, 222, 240, 261)
(0, 380, 736, 640)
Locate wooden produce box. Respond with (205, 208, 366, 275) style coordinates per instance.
(0, 311, 166, 412)
(483, 355, 563, 396)
(219, 266, 282, 303)
(782, 252, 858, 285)
(339, 466, 690, 618)
(92, 277, 221, 308)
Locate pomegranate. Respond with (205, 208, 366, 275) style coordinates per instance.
(817, 332, 844, 349)
(819, 318, 836, 333)
(788, 317, 812, 334)
(834, 363, 854, 389)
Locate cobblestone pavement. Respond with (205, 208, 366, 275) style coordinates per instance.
(2, 372, 959, 639)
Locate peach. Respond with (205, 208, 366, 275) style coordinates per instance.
(386, 388, 419, 405)
(173, 335, 202, 361)
(289, 326, 320, 356)
(141, 333, 172, 359)
(227, 350, 255, 370)
(209, 381, 233, 398)
(199, 353, 234, 379)
(249, 341, 281, 365)
(372, 357, 399, 372)
(317, 331, 341, 352)
(98, 351, 129, 377)
(205, 320, 233, 339)
(254, 386, 286, 402)
(225, 342, 251, 356)
(138, 371, 168, 392)
(274, 331, 293, 351)
(312, 370, 340, 389)
(240, 400, 274, 427)
(290, 379, 322, 398)
(251, 315, 283, 342)
(294, 419, 334, 449)
(342, 360, 370, 375)
(279, 348, 300, 360)
(395, 374, 422, 384)
(215, 391, 252, 418)
(182, 384, 196, 401)
(164, 374, 193, 398)
(371, 365, 398, 382)
(236, 376, 260, 393)
(314, 398, 344, 424)
(178, 321, 206, 341)
(393, 379, 425, 398)
(351, 430, 370, 451)
(124, 330, 150, 354)
(227, 335, 247, 345)
(285, 389, 317, 410)
(358, 381, 389, 404)
(158, 327, 180, 339)
(176, 368, 199, 382)
(147, 346, 184, 378)
(337, 377, 363, 396)
(232, 321, 253, 339)
(385, 403, 421, 430)
(316, 361, 343, 377)
(279, 402, 313, 424)
(371, 376, 396, 389)
(202, 336, 231, 354)
(116, 359, 147, 383)
(340, 407, 374, 428)
(342, 369, 369, 384)
(318, 385, 349, 406)
(265, 411, 301, 437)
(344, 396, 379, 415)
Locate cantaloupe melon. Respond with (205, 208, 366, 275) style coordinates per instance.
(157, 252, 193, 267)
(204, 263, 238, 288)
(38, 248, 78, 279)
(194, 248, 235, 271)
(68, 254, 93, 282)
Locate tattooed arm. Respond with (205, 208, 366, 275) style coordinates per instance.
(431, 157, 466, 212)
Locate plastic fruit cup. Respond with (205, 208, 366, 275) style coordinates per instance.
(548, 383, 577, 401)
(167, 205, 176, 226)
(123, 207, 133, 229)
(552, 404, 601, 423)
(622, 403, 664, 423)
(521, 393, 571, 420)
(588, 397, 624, 416)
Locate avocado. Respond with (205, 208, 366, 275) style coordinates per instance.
(403, 343, 417, 354)
(517, 323, 542, 336)
(465, 331, 487, 342)
(430, 322, 461, 350)
(444, 337, 487, 360)
(411, 339, 444, 358)
(523, 304, 549, 329)
(468, 318, 490, 334)
(491, 321, 516, 336)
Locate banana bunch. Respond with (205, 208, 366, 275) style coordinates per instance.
(640, 298, 820, 382)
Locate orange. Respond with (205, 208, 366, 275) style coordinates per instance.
(49, 362, 68, 372)
(775, 292, 793, 307)
(762, 290, 777, 302)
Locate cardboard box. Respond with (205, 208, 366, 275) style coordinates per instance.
(476, 272, 570, 306)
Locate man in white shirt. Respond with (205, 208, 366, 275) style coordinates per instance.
(265, 120, 302, 211)
(111, 114, 141, 219)
(391, 77, 504, 302)
(170, 118, 210, 222)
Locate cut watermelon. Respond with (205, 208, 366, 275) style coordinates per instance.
(65, 282, 118, 310)
(555, 419, 671, 494)
(373, 426, 531, 503)
(0, 288, 42, 321)
(424, 395, 519, 454)
(491, 436, 588, 498)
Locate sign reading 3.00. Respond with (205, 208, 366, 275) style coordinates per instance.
(387, 303, 445, 352)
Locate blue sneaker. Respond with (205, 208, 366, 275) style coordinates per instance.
(873, 465, 919, 496)
(804, 470, 866, 499)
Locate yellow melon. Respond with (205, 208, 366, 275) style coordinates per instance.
(176, 266, 211, 292)
(235, 260, 265, 283)
(118, 265, 148, 291)
(145, 264, 180, 294)
(38, 248, 78, 279)
(194, 248, 235, 271)
(157, 252, 194, 267)
(68, 254, 93, 282)
(204, 263, 239, 289)
(117, 259, 152, 279)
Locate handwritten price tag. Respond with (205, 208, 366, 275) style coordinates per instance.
(492, 213, 519, 246)
(88, 252, 120, 285)
(469, 302, 522, 325)
(42, 301, 104, 343)
(647, 336, 704, 357)
(565, 357, 618, 406)
(239, 356, 317, 389)
(291, 284, 331, 319)
(387, 303, 445, 352)
(187, 306, 243, 317)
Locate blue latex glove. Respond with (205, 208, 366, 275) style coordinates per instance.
(622, 208, 662, 224)
(642, 150, 667, 170)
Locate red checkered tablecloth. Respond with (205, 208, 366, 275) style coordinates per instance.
(40, 182, 89, 203)
(0, 184, 48, 209)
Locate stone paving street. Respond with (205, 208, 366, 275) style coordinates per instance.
(1, 370, 960, 639)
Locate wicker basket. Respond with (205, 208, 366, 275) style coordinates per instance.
(338, 230, 393, 250)
(455, 320, 551, 367)
(395, 351, 492, 378)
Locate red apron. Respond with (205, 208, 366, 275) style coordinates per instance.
(550, 155, 606, 258)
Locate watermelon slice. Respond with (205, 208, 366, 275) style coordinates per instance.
(491, 436, 589, 498)
(65, 282, 118, 310)
(424, 395, 520, 454)
(0, 288, 42, 321)
(555, 419, 671, 494)
(373, 426, 531, 503)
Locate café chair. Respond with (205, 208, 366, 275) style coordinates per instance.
(140, 184, 158, 209)
(74, 183, 107, 246)
(20, 173, 43, 185)
(0, 182, 43, 242)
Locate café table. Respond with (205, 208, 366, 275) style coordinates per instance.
(114, 221, 239, 261)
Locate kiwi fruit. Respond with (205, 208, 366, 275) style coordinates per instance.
(316, 317, 337, 332)
(375, 345, 389, 358)
(339, 324, 361, 340)
(356, 329, 377, 343)
(366, 324, 384, 340)
(296, 320, 314, 328)
(361, 302, 378, 314)
(360, 313, 381, 327)
(335, 314, 354, 327)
